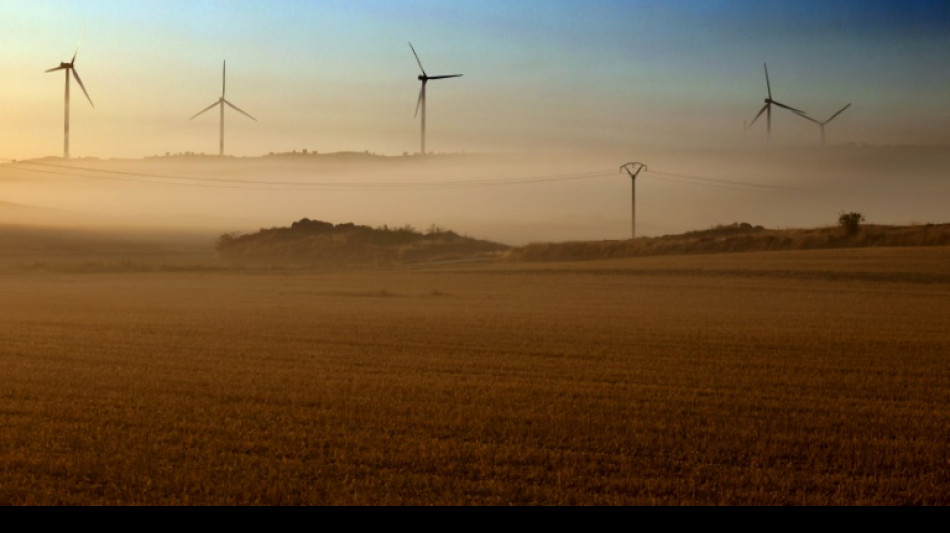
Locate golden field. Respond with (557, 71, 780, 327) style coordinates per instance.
(1, 244, 949, 505)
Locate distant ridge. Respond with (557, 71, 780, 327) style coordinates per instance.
(11, 143, 950, 164)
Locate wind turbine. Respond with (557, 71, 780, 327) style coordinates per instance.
(798, 103, 851, 146)
(409, 42, 462, 155)
(46, 48, 94, 159)
(190, 61, 256, 156)
(746, 63, 806, 142)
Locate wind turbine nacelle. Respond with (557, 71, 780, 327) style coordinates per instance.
(418, 74, 427, 81)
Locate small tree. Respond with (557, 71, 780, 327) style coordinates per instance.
(838, 211, 865, 236)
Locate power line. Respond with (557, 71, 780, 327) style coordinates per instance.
(647, 169, 812, 192)
(2, 159, 810, 193)
(5, 160, 618, 191)
(1, 164, 272, 191)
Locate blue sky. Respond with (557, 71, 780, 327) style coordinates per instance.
(1, 0, 948, 158)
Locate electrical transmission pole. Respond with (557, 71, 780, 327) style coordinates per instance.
(620, 162, 648, 239)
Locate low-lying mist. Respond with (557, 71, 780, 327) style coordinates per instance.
(1, 146, 948, 246)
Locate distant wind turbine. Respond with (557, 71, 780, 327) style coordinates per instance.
(190, 61, 257, 156)
(409, 42, 462, 155)
(798, 103, 851, 146)
(746, 63, 806, 142)
(46, 48, 94, 159)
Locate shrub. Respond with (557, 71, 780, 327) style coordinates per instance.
(838, 212, 865, 236)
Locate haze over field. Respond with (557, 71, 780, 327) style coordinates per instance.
(2, 148, 949, 245)
(1, 1, 948, 244)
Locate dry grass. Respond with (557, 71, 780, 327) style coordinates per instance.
(0, 247, 949, 505)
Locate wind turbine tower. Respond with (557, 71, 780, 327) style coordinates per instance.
(409, 42, 462, 155)
(190, 61, 257, 156)
(46, 49, 94, 159)
(620, 162, 648, 239)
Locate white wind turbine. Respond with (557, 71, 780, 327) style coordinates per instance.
(190, 61, 257, 156)
(45, 48, 94, 159)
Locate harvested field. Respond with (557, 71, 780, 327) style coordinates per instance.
(1, 246, 948, 504)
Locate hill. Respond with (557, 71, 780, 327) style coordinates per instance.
(215, 218, 508, 267)
(512, 222, 950, 262)
(217, 218, 950, 269)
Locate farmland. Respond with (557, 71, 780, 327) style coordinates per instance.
(1, 245, 948, 504)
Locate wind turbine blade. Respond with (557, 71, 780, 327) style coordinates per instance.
(190, 101, 220, 120)
(771, 100, 805, 114)
(224, 99, 257, 121)
(45, 66, 67, 73)
(825, 103, 851, 124)
(414, 82, 425, 117)
(408, 42, 427, 76)
(222, 60, 226, 97)
(72, 31, 84, 63)
(764, 63, 772, 100)
(797, 113, 822, 124)
(71, 68, 94, 107)
(428, 74, 463, 80)
(748, 104, 768, 128)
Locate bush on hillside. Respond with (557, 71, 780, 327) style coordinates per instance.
(838, 212, 865, 236)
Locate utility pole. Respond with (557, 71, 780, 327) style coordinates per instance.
(620, 162, 647, 239)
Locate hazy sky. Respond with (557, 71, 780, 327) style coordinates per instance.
(1, 0, 949, 160)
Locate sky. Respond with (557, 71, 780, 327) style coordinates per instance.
(1, 0, 949, 160)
